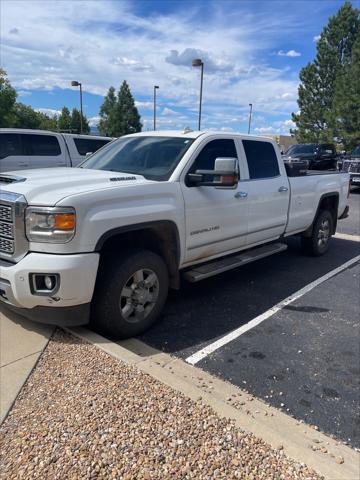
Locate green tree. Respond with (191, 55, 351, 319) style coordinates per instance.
(98, 82, 142, 137)
(58, 106, 72, 132)
(13, 103, 43, 129)
(332, 32, 360, 150)
(116, 80, 142, 135)
(292, 2, 360, 143)
(0, 69, 17, 127)
(70, 108, 90, 134)
(98, 86, 117, 136)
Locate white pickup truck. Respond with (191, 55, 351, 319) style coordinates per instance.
(0, 131, 350, 338)
(0, 128, 112, 171)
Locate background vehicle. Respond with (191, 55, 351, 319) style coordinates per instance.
(0, 128, 113, 172)
(283, 143, 338, 170)
(0, 131, 350, 339)
(339, 145, 360, 186)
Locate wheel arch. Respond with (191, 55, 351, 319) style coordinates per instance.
(95, 221, 181, 289)
(302, 192, 339, 238)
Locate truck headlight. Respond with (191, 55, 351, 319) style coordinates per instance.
(26, 207, 76, 243)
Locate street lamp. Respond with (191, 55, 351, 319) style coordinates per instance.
(192, 58, 204, 130)
(248, 103, 253, 134)
(153, 85, 159, 131)
(71, 80, 83, 134)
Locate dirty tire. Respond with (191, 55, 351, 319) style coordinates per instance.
(91, 249, 169, 339)
(301, 210, 333, 256)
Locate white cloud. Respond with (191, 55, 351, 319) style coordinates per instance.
(277, 49, 301, 57)
(1, 0, 302, 130)
(88, 116, 101, 127)
(162, 107, 178, 116)
(254, 127, 273, 132)
(17, 90, 32, 97)
(135, 101, 153, 109)
(313, 35, 321, 42)
(35, 108, 61, 118)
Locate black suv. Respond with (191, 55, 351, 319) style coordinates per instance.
(282, 144, 338, 170)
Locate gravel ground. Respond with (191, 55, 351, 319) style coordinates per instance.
(0, 330, 323, 479)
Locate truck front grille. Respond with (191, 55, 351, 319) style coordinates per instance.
(0, 221, 14, 239)
(0, 193, 28, 262)
(0, 237, 14, 254)
(343, 161, 360, 173)
(0, 205, 12, 222)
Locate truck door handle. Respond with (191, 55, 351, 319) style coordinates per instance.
(234, 191, 248, 198)
(278, 186, 288, 192)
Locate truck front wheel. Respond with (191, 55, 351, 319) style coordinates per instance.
(91, 249, 169, 338)
(301, 210, 333, 256)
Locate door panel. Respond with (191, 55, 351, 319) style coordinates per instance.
(21, 133, 66, 168)
(0, 133, 29, 172)
(181, 138, 248, 264)
(245, 177, 289, 245)
(241, 139, 289, 245)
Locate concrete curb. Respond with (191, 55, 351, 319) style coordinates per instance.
(66, 327, 360, 480)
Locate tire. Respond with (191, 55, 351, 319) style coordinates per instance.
(91, 249, 169, 339)
(301, 210, 333, 256)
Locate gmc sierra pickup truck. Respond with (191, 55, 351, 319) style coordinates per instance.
(0, 131, 350, 338)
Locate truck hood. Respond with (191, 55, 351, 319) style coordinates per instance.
(0, 168, 152, 205)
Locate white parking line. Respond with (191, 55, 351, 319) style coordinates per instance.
(334, 232, 360, 242)
(186, 254, 360, 365)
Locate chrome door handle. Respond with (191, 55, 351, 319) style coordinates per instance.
(278, 186, 288, 192)
(234, 191, 248, 198)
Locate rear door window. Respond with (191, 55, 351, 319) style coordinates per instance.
(22, 134, 61, 156)
(73, 138, 111, 156)
(0, 133, 23, 159)
(242, 140, 280, 179)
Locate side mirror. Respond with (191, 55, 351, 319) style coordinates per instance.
(85, 151, 93, 156)
(187, 157, 238, 187)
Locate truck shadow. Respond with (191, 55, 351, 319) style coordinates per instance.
(139, 236, 360, 357)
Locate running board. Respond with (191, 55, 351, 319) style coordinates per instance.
(183, 243, 287, 283)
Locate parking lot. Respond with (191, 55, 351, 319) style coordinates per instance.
(129, 189, 360, 448)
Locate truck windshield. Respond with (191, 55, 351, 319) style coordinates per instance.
(286, 144, 317, 155)
(79, 136, 194, 181)
(352, 146, 360, 156)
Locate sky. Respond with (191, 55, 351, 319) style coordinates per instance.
(0, 0, 348, 134)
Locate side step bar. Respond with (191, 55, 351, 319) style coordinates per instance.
(183, 242, 287, 283)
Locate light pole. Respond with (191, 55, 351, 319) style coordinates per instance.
(71, 80, 83, 134)
(192, 58, 204, 130)
(248, 103, 253, 134)
(153, 85, 159, 131)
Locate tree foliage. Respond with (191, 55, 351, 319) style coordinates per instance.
(98, 81, 142, 137)
(332, 32, 360, 149)
(70, 108, 90, 134)
(292, 2, 360, 148)
(0, 68, 17, 127)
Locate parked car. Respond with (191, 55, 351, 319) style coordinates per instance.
(282, 143, 338, 170)
(0, 131, 350, 338)
(0, 129, 113, 172)
(339, 145, 360, 186)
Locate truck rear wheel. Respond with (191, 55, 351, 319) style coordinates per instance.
(91, 249, 169, 339)
(301, 210, 333, 256)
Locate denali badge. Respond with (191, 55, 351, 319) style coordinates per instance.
(110, 176, 137, 181)
(190, 226, 220, 236)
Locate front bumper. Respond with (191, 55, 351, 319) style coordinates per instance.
(0, 252, 99, 325)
